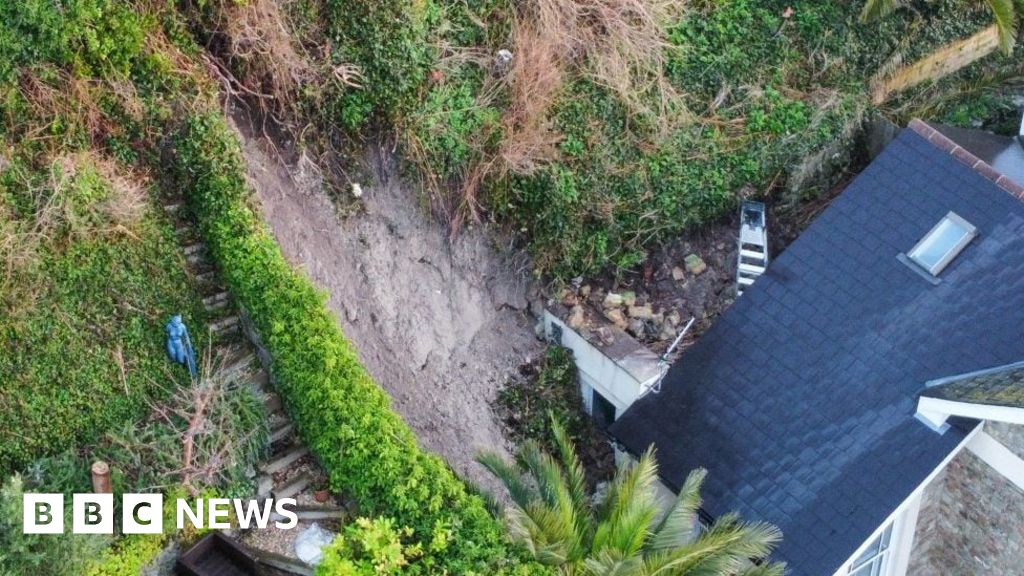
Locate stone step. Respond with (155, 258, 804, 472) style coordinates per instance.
(210, 315, 239, 334)
(222, 350, 255, 375)
(194, 270, 217, 284)
(256, 475, 274, 498)
(251, 370, 270, 389)
(271, 506, 346, 523)
(272, 472, 312, 500)
(264, 392, 282, 413)
(270, 422, 294, 444)
(260, 446, 308, 475)
(202, 291, 230, 312)
(256, 551, 314, 576)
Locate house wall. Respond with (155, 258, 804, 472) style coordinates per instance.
(907, 422, 1024, 575)
(543, 311, 661, 418)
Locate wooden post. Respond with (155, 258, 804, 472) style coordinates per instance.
(870, 25, 1000, 104)
(91, 461, 112, 493)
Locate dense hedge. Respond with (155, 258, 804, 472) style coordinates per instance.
(172, 113, 545, 575)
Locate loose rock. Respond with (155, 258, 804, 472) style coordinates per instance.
(684, 254, 707, 275)
(605, 308, 628, 329)
(603, 292, 624, 309)
(580, 285, 592, 298)
(567, 305, 585, 329)
(622, 291, 637, 307)
(671, 266, 686, 281)
(627, 319, 646, 338)
(666, 309, 682, 327)
(628, 305, 655, 320)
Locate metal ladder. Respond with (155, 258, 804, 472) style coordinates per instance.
(736, 200, 768, 296)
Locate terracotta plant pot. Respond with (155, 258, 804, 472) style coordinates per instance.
(313, 489, 330, 503)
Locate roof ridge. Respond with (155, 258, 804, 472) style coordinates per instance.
(908, 118, 1024, 200)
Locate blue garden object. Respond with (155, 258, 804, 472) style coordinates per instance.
(166, 314, 197, 378)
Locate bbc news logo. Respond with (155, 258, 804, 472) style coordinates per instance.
(23, 494, 299, 534)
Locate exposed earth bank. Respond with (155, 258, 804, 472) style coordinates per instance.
(231, 112, 541, 495)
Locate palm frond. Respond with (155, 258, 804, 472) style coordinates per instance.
(860, 0, 901, 22)
(551, 416, 592, 519)
(986, 0, 1018, 54)
(582, 549, 644, 576)
(519, 440, 567, 508)
(705, 513, 782, 562)
(592, 448, 659, 557)
(649, 467, 706, 552)
(551, 415, 595, 548)
(476, 450, 537, 509)
(517, 503, 578, 565)
(518, 439, 590, 562)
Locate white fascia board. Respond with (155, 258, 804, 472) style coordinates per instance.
(967, 430, 1024, 492)
(917, 396, 1024, 429)
(831, 423, 984, 576)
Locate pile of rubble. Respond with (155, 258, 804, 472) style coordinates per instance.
(558, 252, 714, 345)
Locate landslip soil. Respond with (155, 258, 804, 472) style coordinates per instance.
(230, 110, 542, 495)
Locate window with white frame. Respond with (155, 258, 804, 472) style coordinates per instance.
(907, 211, 977, 275)
(848, 523, 893, 576)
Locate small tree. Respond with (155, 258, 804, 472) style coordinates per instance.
(477, 421, 784, 576)
(860, 0, 1019, 54)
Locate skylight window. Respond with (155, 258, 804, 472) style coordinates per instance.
(907, 212, 977, 275)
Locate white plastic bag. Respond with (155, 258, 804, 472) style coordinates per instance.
(294, 522, 336, 566)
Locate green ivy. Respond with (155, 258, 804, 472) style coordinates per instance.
(324, 0, 441, 128)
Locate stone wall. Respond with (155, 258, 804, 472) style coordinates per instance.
(907, 424, 1024, 575)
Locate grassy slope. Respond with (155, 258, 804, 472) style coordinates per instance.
(0, 2, 209, 474)
(0, 196, 205, 472)
(320, 0, 1015, 279)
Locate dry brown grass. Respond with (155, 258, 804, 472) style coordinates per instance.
(204, 0, 361, 122)
(499, 19, 566, 175)
(531, 0, 687, 120)
(214, 0, 314, 106)
(449, 0, 686, 229)
(41, 152, 148, 242)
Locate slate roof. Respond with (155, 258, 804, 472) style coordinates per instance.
(609, 120, 1024, 575)
(921, 361, 1024, 408)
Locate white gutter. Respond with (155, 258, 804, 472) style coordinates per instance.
(916, 396, 1024, 432)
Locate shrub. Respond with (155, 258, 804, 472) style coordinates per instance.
(0, 475, 109, 575)
(85, 534, 166, 576)
(0, 0, 145, 85)
(172, 113, 549, 575)
(317, 517, 425, 575)
(323, 0, 440, 128)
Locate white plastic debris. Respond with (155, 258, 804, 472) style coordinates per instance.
(294, 522, 336, 566)
(351, 182, 363, 198)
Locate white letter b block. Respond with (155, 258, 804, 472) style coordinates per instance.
(23, 494, 63, 534)
(73, 493, 114, 534)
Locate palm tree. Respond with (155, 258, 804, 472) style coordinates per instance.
(860, 0, 1018, 54)
(477, 421, 785, 576)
